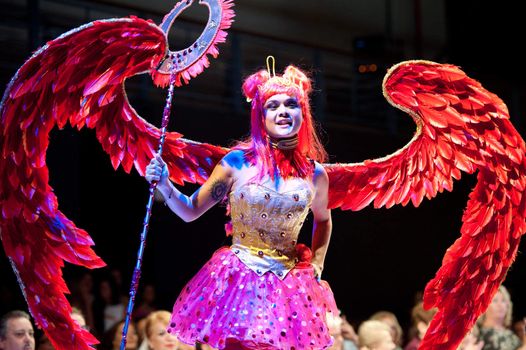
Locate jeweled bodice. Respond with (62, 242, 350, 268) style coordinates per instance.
(229, 181, 313, 279)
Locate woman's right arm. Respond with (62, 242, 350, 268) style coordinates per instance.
(145, 151, 240, 222)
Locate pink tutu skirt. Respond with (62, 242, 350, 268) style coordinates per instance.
(167, 247, 337, 349)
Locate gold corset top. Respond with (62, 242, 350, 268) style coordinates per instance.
(229, 182, 313, 279)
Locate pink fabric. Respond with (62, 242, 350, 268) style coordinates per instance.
(167, 247, 337, 349)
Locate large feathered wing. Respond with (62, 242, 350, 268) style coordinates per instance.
(0, 15, 228, 350)
(324, 60, 526, 350)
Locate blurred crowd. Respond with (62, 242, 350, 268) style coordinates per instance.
(1, 268, 525, 350)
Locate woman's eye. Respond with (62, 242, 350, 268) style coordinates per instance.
(286, 100, 299, 108)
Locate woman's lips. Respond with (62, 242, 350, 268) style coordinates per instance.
(276, 119, 292, 126)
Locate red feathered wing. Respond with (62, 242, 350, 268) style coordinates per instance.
(0, 17, 227, 350)
(325, 60, 526, 350)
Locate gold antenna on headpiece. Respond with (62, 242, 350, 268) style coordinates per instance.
(266, 55, 276, 77)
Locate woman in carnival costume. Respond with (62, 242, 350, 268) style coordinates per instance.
(145, 59, 338, 350)
(2, 0, 526, 348)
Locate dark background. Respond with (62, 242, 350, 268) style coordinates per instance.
(1, 0, 525, 336)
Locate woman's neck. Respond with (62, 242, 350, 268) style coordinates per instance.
(268, 134, 299, 150)
(482, 317, 506, 330)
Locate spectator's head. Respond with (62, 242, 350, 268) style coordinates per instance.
(513, 319, 525, 340)
(35, 335, 54, 350)
(142, 311, 178, 350)
(409, 302, 437, 340)
(98, 278, 120, 305)
(358, 320, 396, 350)
(370, 311, 403, 346)
(325, 312, 344, 350)
(0, 310, 35, 350)
(479, 285, 513, 328)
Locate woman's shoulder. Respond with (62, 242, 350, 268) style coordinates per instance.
(222, 149, 247, 167)
(312, 161, 328, 182)
(312, 160, 325, 170)
(480, 327, 521, 348)
(220, 150, 255, 182)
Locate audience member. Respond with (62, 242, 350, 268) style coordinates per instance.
(100, 320, 138, 350)
(326, 311, 359, 350)
(358, 320, 396, 350)
(513, 319, 526, 344)
(478, 285, 526, 350)
(36, 334, 54, 350)
(71, 307, 88, 331)
(137, 310, 178, 350)
(458, 325, 484, 350)
(94, 275, 126, 336)
(370, 311, 403, 349)
(68, 271, 96, 332)
(404, 302, 437, 350)
(341, 314, 359, 350)
(326, 312, 345, 350)
(133, 284, 157, 321)
(0, 310, 35, 350)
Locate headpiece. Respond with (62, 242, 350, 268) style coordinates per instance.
(242, 56, 312, 104)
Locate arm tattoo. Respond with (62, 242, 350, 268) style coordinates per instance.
(210, 181, 228, 201)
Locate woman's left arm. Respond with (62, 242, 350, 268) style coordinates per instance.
(310, 163, 332, 279)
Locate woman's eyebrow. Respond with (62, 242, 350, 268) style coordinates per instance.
(264, 100, 278, 106)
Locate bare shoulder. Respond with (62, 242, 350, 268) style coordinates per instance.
(215, 150, 247, 178)
(312, 161, 329, 186)
(221, 150, 247, 170)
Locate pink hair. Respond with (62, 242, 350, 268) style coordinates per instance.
(234, 65, 327, 179)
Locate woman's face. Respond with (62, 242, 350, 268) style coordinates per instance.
(486, 290, 509, 325)
(370, 330, 396, 350)
(147, 320, 179, 350)
(264, 93, 303, 139)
